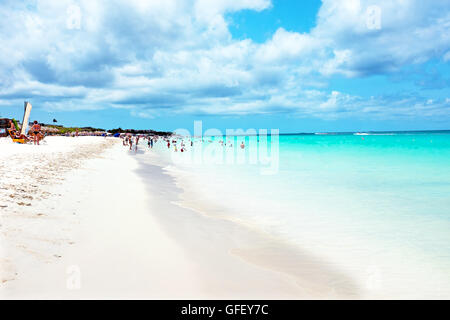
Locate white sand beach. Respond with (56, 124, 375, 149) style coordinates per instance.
(0, 136, 357, 299)
(0, 136, 201, 299)
(1, 0, 449, 303)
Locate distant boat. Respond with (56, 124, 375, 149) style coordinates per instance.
(354, 132, 369, 135)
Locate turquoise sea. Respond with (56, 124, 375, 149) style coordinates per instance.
(154, 131, 450, 298)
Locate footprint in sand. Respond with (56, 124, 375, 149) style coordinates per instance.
(17, 202, 32, 206)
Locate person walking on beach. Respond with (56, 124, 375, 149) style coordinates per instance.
(129, 136, 133, 151)
(31, 121, 41, 145)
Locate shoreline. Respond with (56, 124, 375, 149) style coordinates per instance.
(136, 138, 450, 299)
(134, 147, 361, 299)
(2, 136, 448, 299)
(1, 136, 359, 299)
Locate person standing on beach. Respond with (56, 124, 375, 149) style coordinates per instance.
(31, 121, 41, 145)
(129, 136, 133, 151)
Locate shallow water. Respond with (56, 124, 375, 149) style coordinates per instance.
(148, 132, 450, 298)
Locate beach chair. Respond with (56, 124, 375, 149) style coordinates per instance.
(7, 129, 28, 144)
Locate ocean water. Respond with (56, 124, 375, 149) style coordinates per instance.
(151, 132, 450, 298)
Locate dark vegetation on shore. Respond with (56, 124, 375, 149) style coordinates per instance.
(44, 124, 106, 134)
(1, 118, 173, 136)
(45, 125, 173, 136)
(108, 127, 173, 136)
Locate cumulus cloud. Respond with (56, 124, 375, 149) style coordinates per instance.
(313, 0, 450, 76)
(0, 0, 449, 121)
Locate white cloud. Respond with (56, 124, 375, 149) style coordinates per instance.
(0, 0, 449, 121)
(313, 0, 450, 75)
(255, 28, 324, 63)
(444, 51, 450, 62)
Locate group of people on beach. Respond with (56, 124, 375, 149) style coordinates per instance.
(122, 134, 156, 152)
(8, 119, 43, 145)
(163, 137, 245, 153)
(123, 135, 136, 151)
(120, 134, 248, 155)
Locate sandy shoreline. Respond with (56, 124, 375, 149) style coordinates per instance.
(1, 136, 359, 299)
(135, 149, 361, 299)
(1, 137, 203, 299)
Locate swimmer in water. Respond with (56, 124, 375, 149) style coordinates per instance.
(240, 141, 245, 149)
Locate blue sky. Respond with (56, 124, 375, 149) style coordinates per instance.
(0, 0, 449, 133)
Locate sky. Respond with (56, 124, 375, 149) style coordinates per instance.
(0, 0, 449, 133)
